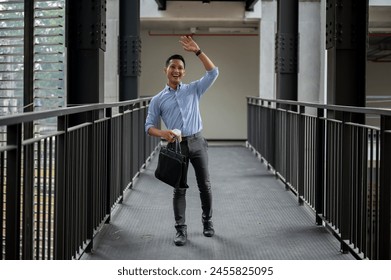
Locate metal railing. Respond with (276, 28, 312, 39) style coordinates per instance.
(247, 97, 391, 260)
(0, 97, 160, 260)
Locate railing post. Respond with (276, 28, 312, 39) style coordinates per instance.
(340, 111, 352, 253)
(267, 101, 274, 169)
(379, 115, 391, 259)
(5, 124, 22, 259)
(22, 0, 34, 260)
(298, 105, 305, 205)
(285, 107, 290, 190)
(22, 137, 34, 260)
(139, 100, 145, 168)
(315, 108, 325, 225)
(105, 108, 113, 223)
(249, 98, 253, 147)
(259, 100, 264, 160)
(132, 103, 140, 179)
(144, 101, 152, 159)
(54, 116, 67, 259)
(143, 101, 149, 163)
(85, 110, 97, 253)
(120, 106, 126, 201)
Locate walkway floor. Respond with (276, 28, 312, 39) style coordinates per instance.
(81, 143, 355, 260)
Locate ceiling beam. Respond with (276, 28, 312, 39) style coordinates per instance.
(155, 0, 166, 10)
(154, 1, 258, 12)
(245, 0, 259, 11)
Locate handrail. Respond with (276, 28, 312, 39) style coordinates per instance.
(247, 96, 391, 116)
(0, 97, 153, 126)
(0, 97, 160, 260)
(247, 96, 391, 260)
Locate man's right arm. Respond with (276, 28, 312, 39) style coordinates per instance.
(147, 126, 177, 143)
(145, 99, 177, 142)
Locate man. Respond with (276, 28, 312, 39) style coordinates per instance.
(145, 36, 219, 246)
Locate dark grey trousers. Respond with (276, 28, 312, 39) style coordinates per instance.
(168, 134, 212, 229)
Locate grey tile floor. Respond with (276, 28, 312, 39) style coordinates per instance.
(81, 145, 355, 260)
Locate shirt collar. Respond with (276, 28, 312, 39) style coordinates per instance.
(165, 82, 182, 92)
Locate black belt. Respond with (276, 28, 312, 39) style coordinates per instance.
(182, 131, 202, 141)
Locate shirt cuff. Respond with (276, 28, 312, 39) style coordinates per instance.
(145, 124, 155, 134)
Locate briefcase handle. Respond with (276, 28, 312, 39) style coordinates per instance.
(168, 138, 182, 154)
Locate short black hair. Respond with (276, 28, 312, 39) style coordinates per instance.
(165, 54, 186, 68)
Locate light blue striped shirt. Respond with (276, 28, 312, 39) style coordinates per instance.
(145, 67, 219, 137)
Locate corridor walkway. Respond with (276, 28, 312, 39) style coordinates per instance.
(81, 144, 355, 260)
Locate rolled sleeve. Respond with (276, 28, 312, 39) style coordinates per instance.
(145, 97, 160, 134)
(196, 67, 219, 96)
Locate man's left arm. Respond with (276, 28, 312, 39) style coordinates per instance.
(180, 36, 215, 71)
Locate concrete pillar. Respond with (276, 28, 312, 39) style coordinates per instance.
(119, 0, 141, 100)
(66, 0, 107, 126)
(326, 0, 368, 110)
(298, 1, 322, 104)
(260, 0, 323, 104)
(260, 0, 277, 99)
(275, 0, 299, 106)
(105, 0, 119, 103)
(66, 0, 106, 106)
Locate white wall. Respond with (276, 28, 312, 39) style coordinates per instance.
(139, 0, 261, 140)
(367, 62, 391, 108)
(140, 31, 259, 140)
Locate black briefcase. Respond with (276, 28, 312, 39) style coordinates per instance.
(155, 140, 188, 188)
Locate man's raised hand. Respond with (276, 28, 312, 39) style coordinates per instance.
(179, 36, 200, 53)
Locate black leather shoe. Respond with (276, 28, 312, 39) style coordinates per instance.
(203, 220, 214, 237)
(174, 227, 187, 246)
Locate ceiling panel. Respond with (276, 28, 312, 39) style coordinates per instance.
(149, 2, 391, 62)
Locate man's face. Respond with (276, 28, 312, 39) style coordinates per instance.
(165, 59, 185, 87)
